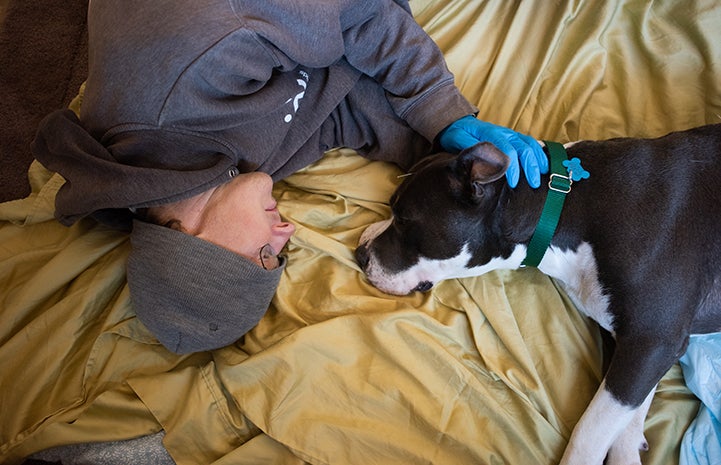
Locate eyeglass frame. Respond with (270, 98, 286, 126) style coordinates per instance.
(259, 243, 282, 270)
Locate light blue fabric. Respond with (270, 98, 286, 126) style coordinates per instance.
(679, 333, 721, 465)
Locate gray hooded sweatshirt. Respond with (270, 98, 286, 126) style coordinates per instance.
(32, 0, 476, 228)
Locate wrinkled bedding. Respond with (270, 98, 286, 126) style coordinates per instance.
(2, 0, 720, 464)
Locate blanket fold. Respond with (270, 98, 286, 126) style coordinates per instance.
(3, 0, 721, 463)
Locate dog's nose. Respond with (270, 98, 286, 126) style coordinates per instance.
(355, 244, 369, 269)
(413, 281, 433, 292)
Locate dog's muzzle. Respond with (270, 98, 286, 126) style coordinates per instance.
(355, 243, 434, 294)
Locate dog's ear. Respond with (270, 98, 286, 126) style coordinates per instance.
(460, 142, 510, 183)
(457, 143, 510, 200)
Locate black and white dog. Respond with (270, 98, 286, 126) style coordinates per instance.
(355, 124, 721, 465)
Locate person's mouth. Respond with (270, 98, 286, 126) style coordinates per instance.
(266, 202, 284, 224)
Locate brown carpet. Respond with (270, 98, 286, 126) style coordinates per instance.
(0, 0, 88, 203)
(2, 2, 88, 461)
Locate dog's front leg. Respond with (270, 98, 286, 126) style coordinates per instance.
(558, 380, 641, 465)
(606, 388, 654, 465)
(559, 332, 685, 465)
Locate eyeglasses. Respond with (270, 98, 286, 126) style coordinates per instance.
(259, 243, 281, 270)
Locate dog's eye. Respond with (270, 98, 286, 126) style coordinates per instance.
(391, 202, 413, 226)
(392, 213, 406, 226)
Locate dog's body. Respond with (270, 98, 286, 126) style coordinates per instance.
(355, 124, 721, 465)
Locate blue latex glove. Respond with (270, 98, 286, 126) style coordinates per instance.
(438, 115, 548, 188)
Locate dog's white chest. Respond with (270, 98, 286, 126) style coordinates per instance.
(538, 242, 615, 334)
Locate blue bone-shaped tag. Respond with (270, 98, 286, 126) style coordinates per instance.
(562, 157, 590, 182)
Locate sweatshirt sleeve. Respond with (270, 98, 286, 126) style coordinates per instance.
(232, 0, 476, 141)
(339, 0, 477, 140)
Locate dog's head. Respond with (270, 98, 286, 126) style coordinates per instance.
(355, 142, 524, 295)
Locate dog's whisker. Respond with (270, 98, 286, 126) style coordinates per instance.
(397, 172, 414, 178)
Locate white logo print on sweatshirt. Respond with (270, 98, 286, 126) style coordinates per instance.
(284, 70, 309, 123)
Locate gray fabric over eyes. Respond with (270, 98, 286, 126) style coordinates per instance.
(126, 219, 284, 354)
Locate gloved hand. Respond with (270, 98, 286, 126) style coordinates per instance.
(438, 115, 548, 188)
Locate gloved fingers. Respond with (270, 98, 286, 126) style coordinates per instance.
(439, 116, 512, 154)
(440, 127, 483, 153)
(503, 147, 521, 188)
(519, 139, 541, 188)
(509, 134, 543, 188)
(437, 116, 547, 189)
(500, 132, 547, 188)
(519, 148, 541, 188)
(518, 133, 549, 174)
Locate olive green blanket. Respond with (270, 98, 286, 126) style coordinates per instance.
(2, 1, 720, 463)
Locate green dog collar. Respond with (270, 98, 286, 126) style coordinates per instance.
(521, 141, 588, 267)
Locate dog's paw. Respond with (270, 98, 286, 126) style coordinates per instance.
(605, 430, 647, 465)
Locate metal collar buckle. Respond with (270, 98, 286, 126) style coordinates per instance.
(548, 172, 572, 194)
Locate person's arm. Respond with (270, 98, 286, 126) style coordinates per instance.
(237, 0, 546, 186)
(337, 0, 549, 187)
(337, 0, 475, 140)
(235, 0, 473, 140)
